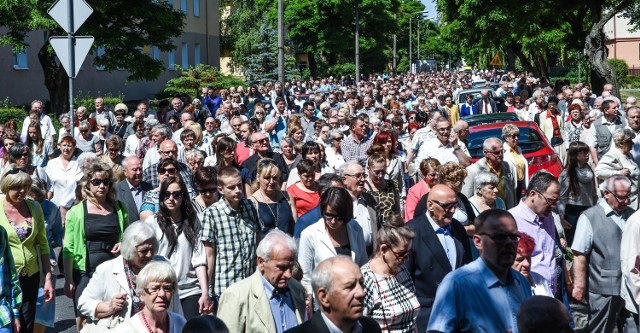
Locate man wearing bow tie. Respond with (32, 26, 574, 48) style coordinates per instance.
(115, 156, 153, 222)
(405, 184, 472, 333)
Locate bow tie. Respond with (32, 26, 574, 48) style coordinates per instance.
(131, 187, 141, 193)
(436, 227, 450, 235)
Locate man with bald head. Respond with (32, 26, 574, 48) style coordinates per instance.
(462, 137, 517, 209)
(142, 140, 195, 190)
(405, 184, 472, 332)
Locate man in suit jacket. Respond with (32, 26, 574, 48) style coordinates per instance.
(218, 230, 307, 333)
(405, 184, 472, 333)
(115, 156, 152, 222)
(461, 137, 517, 209)
(475, 89, 498, 114)
(284, 256, 381, 333)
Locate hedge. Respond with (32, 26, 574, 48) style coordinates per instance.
(0, 108, 27, 125)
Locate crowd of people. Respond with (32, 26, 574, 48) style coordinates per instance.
(0, 69, 635, 333)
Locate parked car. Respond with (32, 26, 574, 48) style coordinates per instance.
(463, 112, 519, 127)
(466, 121, 562, 178)
(455, 88, 498, 105)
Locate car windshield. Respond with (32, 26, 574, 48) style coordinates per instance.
(467, 127, 546, 159)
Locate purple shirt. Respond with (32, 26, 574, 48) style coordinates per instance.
(509, 201, 557, 294)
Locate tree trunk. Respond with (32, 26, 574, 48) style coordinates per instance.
(508, 44, 536, 76)
(584, 0, 631, 98)
(308, 52, 318, 78)
(534, 54, 548, 77)
(38, 45, 69, 116)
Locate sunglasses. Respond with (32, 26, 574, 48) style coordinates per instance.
(80, 130, 89, 134)
(430, 199, 459, 211)
(163, 191, 183, 200)
(159, 167, 177, 175)
(90, 178, 112, 186)
(198, 188, 217, 194)
(6, 168, 27, 175)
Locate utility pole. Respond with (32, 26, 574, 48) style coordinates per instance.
(355, 0, 360, 83)
(277, 0, 285, 84)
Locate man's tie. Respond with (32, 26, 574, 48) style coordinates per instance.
(484, 101, 488, 114)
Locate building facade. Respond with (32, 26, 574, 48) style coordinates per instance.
(0, 0, 220, 106)
(605, 13, 640, 69)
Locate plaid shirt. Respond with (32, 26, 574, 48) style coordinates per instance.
(341, 133, 373, 166)
(142, 161, 195, 191)
(0, 227, 21, 327)
(200, 198, 260, 296)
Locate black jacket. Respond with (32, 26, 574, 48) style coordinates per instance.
(284, 312, 381, 333)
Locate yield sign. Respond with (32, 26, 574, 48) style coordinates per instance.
(50, 36, 94, 78)
(48, 0, 93, 34)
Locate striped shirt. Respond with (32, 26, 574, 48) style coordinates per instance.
(0, 226, 21, 327)
(200, 199, 260, 296)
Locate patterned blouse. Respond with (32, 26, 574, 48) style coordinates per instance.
(361, 263, 420, 333)
(365, 180, 399, 223)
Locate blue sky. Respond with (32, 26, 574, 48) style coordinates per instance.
(421, 0, 437, 16)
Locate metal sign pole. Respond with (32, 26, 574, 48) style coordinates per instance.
(68, 0, 75, 134)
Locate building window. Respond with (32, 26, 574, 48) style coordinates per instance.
(181, 43, 189, 68)
(95, 46, 106, 70)
(168, 49, 176, 70)
(194, 0, 200, 17)
(152, 46, 160, 60)
(181, 0, 187, 13)
(194, 44, 201, 65)
(13, 41, 28, 69)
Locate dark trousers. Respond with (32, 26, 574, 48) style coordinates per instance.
(588, 293, 637, 333)
(19, 273, 40, 333)
(181, 295, 201, 321)
(416, 306, 433, 333)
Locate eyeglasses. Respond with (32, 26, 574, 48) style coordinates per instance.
(508, 134, 519, 139)
(436, 127, 451, 132)
(345, 173, 367, 179)
(80, 129, 89, 134)
(144, 284, 175, 295)
(159, 150, 178, 155)
(198, 188, 217, 194)
(7, 168, 27, 175)
(108, 149, 119, 153)
(535, 190, 559, 206)
(18, 152, 29, 158)
(608, 190, 630, 204)
(485, 150, 504, 155)
(429, 199, 459, 211)
(389, 247, 413, 260)
(254, 138, 268, 144)
(369, 169, 385, 176)
(159, 167, 177, 175)
(90, 178, 112, 186)
(323, 213, 344, 222)
(478, 232, 521, 244)
(163, 191, 183, 200)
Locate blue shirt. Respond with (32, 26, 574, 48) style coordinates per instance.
(428, 258, 532, 333)
(427, 213, 457, 270)
(259, 273, 297, 333)
(265, 115, 287, 149)
(294, 206, 321, 240)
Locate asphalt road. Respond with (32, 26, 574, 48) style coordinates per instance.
(50, 273, 77, 333)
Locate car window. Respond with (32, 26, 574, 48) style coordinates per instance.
(467, 127, 546, 159)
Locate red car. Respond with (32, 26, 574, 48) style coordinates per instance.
(466, 121, 562, 178)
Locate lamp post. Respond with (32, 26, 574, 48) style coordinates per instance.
(409, 10, 428, 74)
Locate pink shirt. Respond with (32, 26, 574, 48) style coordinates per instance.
(405, 180, 431, 221)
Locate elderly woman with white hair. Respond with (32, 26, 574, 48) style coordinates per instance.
(469, 171, 506, 215)
(502, 123, 528, 202)
(114, 259, 185, 333)
(79, 222, 183, 331)
(595, 128, 640, 210)
(528, 90, 545, 121)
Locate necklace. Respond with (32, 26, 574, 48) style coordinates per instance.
(261, 191, 279, 228)
(140, 310, 154, 333)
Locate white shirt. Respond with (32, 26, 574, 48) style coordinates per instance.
(22, 114, 56, 143)
(420, 137, 470, 165)
(57, 127, 80, 143)
(353, 195, 373, 246)
(142, 146, 160, 170)
(621, 209, 640, 313)
(124, 135, 142, 157)
(45, 157, 81, 206)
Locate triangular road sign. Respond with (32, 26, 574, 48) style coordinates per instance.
(489, 52, 503, 67)
(50, 36, 95, 78)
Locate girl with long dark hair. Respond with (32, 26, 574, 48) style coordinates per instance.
(145, 176, 210, 319)
(558, 141, 598, 245)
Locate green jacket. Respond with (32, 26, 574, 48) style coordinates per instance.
(63, 200, 128, 271)
(0, 199, 50, 277)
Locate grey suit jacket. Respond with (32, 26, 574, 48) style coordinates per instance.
(217, 271, 307, 333)
(115, 179, 153, 223)
(462, 157, 517, 209)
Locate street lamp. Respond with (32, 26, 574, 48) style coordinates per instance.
(409, 10, 429, 74)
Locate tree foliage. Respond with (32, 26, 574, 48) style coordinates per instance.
(163, 65, 246, 98)
(0, 0, 185, 114)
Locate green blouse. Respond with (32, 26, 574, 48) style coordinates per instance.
(0, 199, 50, 277)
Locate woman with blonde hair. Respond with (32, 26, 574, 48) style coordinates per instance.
(26, 123, 52, 167)
(405, 158, 440, 221)
(250, 158, 295, 235)
(63, 161, 129, 331)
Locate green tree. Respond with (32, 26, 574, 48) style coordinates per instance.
(163, 65, 246, 97)
(0, 0, 185, 115)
